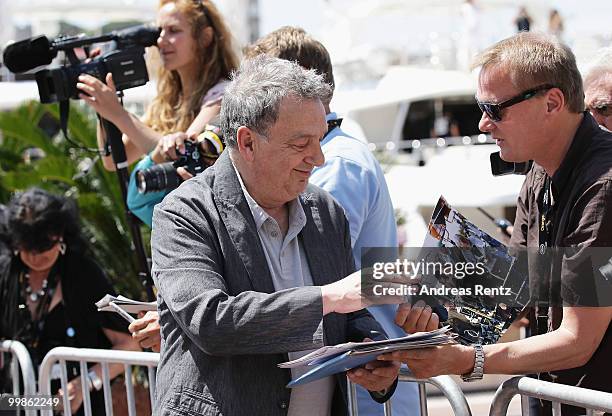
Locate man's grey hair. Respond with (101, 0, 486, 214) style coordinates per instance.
(583, 47, 612, 90)
(220, 55, 332, 148)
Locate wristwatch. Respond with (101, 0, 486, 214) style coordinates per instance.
(461, 344, 484, 382)
(87, 370, 103, 391)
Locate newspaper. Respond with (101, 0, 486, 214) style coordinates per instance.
(95, 294, 157, 323)
(279, 326, 455, 369)
(280, 327, 456, 387)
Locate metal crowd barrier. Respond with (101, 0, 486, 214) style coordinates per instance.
(1, 340, 38, 416)
(489, 376, 612, 416)
(348, 368, 472, 416)
(38, 347, 159, 416)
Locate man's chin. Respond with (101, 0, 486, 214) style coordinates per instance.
(499, 149, 521, 163)
(286, 183, 308, 200)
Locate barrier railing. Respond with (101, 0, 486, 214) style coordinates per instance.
(489, 376, 612, 416)
(348, 368, 472, 416)
(0, 340, 38, 416)
(38, 347, 159, 416)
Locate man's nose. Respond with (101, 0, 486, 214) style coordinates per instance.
(478, 111, 494, 133)
(307, 140, 325, 167)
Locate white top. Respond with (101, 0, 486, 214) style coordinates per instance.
(201, 79, 230, 107)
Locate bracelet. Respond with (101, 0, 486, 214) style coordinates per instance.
(87, 370, 103, 391)
(460, 344, 484, 382)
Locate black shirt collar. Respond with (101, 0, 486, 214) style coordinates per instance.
(550, 112, 599, 198)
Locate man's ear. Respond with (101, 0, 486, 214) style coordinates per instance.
(236, 126, 256, 162)
(201, 26, 214, 48)
(546, 87, 565, 114)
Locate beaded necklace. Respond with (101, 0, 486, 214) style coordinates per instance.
(17, 269, 58, 349)
(24, 272, 49, 303)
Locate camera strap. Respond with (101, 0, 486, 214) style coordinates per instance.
(58, 100, 101, 155)
(59, 100, 70, 141)
(534, 175, 555, 336)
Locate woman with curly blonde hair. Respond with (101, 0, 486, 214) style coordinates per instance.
(78, 0, 239, 170)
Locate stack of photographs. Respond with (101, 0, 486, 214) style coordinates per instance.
(419, 196, 530, 345)
(280, 327, 456, 387)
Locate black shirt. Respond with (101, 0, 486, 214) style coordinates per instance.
(0, 249, 130, 414)
(0, 251, 128, 362)
(510, 113, 612, 411)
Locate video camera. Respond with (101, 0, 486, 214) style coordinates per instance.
(2, 24, 161, 103)
(3, 24, 162, 302)
(136, 125, 225, 194)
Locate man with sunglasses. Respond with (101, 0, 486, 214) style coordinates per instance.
(378, 32, 612, 416)
(583, 47, 612, 131)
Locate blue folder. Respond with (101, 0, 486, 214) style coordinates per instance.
(287, 349, 382, 388)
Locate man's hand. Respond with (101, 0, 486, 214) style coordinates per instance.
(377, 344, 474, 379)
(347, 338, 400, 391)
(321, 269, 408, 315)
(128, 311, 161, 352)
(395, 301, 440, 333)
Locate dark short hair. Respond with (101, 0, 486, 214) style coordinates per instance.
(8, 188, 81, 252)
(243, 26, 335, 102)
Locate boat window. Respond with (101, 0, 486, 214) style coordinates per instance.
(401, 97, 482, 141)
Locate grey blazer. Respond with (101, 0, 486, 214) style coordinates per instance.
(151, 151, 388, 416)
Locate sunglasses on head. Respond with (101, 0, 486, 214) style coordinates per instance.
(588, 103, 612, 117)
(18, 237, 62, 254)
(477, 84, 556, 122)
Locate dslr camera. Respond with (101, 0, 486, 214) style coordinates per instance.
(136, 125, 224, 194)
(3, 24, 160, 103)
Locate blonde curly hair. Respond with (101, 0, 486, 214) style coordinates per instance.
(143, 0, 239, 134)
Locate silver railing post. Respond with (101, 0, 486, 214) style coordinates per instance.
(39, 347, 159, 416)
(347, 379, 359, 415)
(347, 369, 471, 416)
(489, 376, 612, 416)
(0, 340, 37, 416)
(418, 382, 428, 416)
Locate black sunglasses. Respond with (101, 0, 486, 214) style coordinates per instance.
(588, 103, 612, 117)
(17, 237, 61, 254)
(477, 84, 556, 122)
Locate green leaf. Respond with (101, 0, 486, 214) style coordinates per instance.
(0, 101, 148, 299)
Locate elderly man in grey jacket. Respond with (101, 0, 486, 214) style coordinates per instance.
(151, 55, 400, 416)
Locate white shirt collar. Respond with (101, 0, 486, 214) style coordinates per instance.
(231, 158, 306, 233)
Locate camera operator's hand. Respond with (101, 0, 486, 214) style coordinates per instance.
(84, 47, 102, 63)
(150, 132, 195, 180)
(77, 73, 125, 124)
(150, 131, 220, 180)
(175, 134, 220, 180)
(151, 132, 189, 163)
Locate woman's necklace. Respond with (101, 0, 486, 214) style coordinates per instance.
(25, 272, 49, 303)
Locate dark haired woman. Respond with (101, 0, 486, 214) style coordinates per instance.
(0, 188, 140, 414)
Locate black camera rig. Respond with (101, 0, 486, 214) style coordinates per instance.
(3, 24, 160, 103)
(3, 25, 162, 300)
